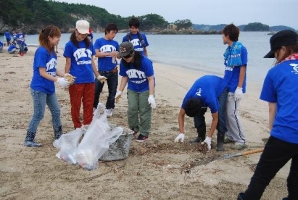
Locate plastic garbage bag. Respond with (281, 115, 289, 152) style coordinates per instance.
(75, 103, 123, 170)
(53, 128, 84, 164)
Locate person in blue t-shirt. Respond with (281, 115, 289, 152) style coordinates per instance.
(238, 30, 298, 200)
(93, 23, 119, 117)
(0, 40, 3, 53)
(63, 20, 100, 130)
(16, 29, 26, 56)
(7, 41, 18, 54)
(25, 25, 71, 147)
(174, 75, 228, 151)
(222, 24, 248, 150)
(122, 17, 149, 57)
(115, 41, 156, 142)
(4, 30, 11, 46)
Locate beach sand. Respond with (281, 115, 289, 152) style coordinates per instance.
(0, 46, 290, 200)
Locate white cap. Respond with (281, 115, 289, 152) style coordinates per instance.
(76, 20, 89, 34)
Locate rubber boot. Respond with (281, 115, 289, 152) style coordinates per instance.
(24, 131, 42, 147)
(190, 126, 206, 143)
(54, 126, 63, 140)
(216, 132, 225, 151)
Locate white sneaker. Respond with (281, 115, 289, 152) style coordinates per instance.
(105, 109, 114, 117)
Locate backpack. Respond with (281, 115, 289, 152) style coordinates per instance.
(126, 31, 146, 48)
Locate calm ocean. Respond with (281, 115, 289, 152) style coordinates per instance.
(23, 32, 275, 83)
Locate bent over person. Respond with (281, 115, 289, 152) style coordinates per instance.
(174, 75, 228, 151)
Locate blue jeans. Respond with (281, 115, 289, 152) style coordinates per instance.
(194, 87, 228, 133)
(27, 89, 61, 133)
(93, 71, 118, 109)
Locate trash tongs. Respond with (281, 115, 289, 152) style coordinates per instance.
(223, 148, 264, 159)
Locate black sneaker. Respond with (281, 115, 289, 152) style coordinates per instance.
(136, 134, 148, 142)
(237, 193, 245, 200)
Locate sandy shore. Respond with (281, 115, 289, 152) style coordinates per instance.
(0, 46, 290, 199)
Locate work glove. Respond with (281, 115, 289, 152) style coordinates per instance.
(64, 73, 76, 84)
(234, 87, 243, 101)
(56, 77, 70, 88)
(97, 75, 107, 84)
(174, 133, 185, 143)
(148, 95, 156, 109)
(202, 136, 212, 150)
(115, 91, 123, 103)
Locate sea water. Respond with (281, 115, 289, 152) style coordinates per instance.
(24, 32, 275, 83)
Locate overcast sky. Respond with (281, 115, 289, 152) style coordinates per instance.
(54, 0, 298, 29)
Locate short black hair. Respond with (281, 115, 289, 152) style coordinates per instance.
(184, 98, 203, 117)
(129, 17, 140, 28)
(105, 23, 118, 35)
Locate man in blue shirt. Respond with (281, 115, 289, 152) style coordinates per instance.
(122, 17, 149, 57)
(174, 75, 228, 151)
(221, 24, 248, 150)
(4, 30, 11, 46)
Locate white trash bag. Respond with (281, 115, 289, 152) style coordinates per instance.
(53, 128, 84, 164)
(75, 103, 123, 170)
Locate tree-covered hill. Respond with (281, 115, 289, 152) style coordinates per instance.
(0, 0, 168, 33)
(0, 0, 296, 34)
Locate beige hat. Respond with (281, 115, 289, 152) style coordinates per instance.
(76, 20, 89, 34)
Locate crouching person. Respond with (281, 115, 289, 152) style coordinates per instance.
(174, 75, 228, 151)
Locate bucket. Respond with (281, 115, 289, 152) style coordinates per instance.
(99, 125, 134, 161)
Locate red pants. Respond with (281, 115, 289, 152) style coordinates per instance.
(69, 83, 94, 128)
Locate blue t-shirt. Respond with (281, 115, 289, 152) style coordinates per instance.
(122, 32, 149, 55)
(7, 43, 17, 53)
(119, 56, 154, 92)
(30, 46, 57, 94)
(181, 75, 228, 113)
(94, 38, 119, 71)
(4, 31, 11, 40)
(16, 33, 25, 44)
(223, 44, 248, 93)
(260, 59, 298, 144)
(63, 41, 95, 84)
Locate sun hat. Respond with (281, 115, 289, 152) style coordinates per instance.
(118, 42, 134, 57)
(264, 30, 298, 58)
(76, 20, 90, 34)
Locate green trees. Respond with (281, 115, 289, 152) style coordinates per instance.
(244, 22, 270, 31)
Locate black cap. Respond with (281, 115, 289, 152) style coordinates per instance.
(264, 30, 298, 58)
(118, 42, 134, 57)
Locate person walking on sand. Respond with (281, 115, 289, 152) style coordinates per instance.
(115, 41, 156, 142)
(63, 20, 101, 130)
(24, 25, 71, 147)
(237, 30, 298, 200)
(93, 23, 119, 117)
(122, 17, 149, 57)
(221, 24, 248, 150)
(174, 75, 228, 151)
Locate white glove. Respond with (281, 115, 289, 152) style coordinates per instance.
(174, 133, 185, 143)
(56, 77, 70, 88)
(148, 95, 156, 109)
(202, 136, 212, 150)
(234, 87, 243, 101)
(115, 91, 123, 103)
(97, 75, 107, 83)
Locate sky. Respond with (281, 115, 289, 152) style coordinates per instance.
(54, 0, 298, 29)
